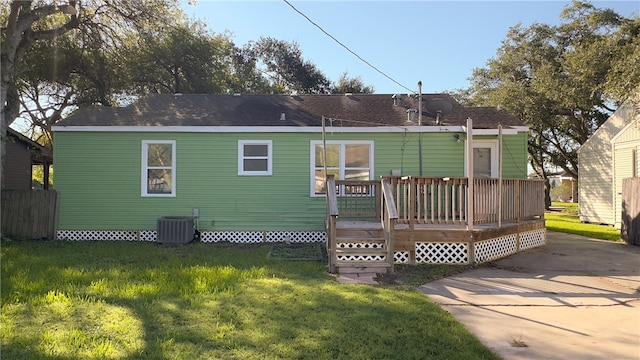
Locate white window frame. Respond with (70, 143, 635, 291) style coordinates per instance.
(141, 140, 176, 197)
(238, 140, 272, 176)
(465, 139, 498, 178)
(309, 140, 374, 197)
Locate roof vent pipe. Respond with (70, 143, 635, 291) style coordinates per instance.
(392, 94, 402, 106)
(407, 108, 418, 123)
(280, 112, 286, 121)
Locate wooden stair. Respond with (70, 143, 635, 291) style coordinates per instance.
(334, 220, 392, 274)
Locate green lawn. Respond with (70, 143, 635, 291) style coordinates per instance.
(1, 240, 497, 360)
(546, 202, 621, 242)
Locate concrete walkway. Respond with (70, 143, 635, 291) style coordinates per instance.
(420, 232, 640, 360)
(336, 272, 379, 285)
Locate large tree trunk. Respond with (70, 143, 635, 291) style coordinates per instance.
(1, 1, 78, 192)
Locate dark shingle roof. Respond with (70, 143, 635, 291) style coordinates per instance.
(57, 93, 524, 129)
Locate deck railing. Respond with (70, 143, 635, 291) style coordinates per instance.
(385, 176, 544, 227)
(333, 179, 381, 219)
(380, 179, 399, 272)
(387, 177, 469, 226)
(474, 178, 545, 224)
(328, 176, 544, 228)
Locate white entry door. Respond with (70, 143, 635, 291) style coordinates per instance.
(471, 141, 498, 178)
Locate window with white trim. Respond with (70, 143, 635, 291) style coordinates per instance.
(310, 140, 373, 196)
(238, 140, 272, 175)
(142, 140, 176, 197)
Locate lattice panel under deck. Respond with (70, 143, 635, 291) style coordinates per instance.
(474, 234, 517, 263)
(200, 231, 263, 243)
(415, 243, 468, 264)
(519, 229, 546, 250)
(266, 231, 326, 243)
(57, 230, 138, 241)
(337, 242, 384, 249)
(337, 255, 386, 262)
(394, 251, 409, 264)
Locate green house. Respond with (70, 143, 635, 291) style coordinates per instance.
(52, 93, 530, 243)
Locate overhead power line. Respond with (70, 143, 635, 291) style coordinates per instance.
(282, 0, 414, 94)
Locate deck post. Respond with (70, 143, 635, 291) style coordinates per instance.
(409, 177, 415, 230)
(466, 118, 474, 230)
(498, 124, 502, 228)
(516, 179, 521, 223)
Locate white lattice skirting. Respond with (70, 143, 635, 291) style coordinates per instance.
(57, 230, 326, 243)
(474, 234, 517, 263)
(415, 242, 469, 264)
(519, 229, 546, 250)
(394, 251, 410, 264)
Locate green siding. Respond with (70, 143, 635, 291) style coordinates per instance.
(54, 130, 528, 231)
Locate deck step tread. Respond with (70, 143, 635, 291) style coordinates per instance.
(335, 262, 391, 267)
(336, 249, 387, 255)
(336, 237, 386, 242)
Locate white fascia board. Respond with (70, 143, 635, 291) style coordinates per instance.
(473, 128, 519, 135)
(51, 125, 526, 134)
(51, 125, 468, 133)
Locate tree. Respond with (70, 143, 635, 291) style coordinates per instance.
(1, 0, 180, 189)
(122, 21, 240, 95)
(460, 0, 640, 207)
(330, 72, 374, 94)
(246, 37, 331, 94)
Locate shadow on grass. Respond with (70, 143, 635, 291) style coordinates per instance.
(1, 240, 497, 360)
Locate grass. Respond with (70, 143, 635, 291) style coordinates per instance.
(546, 202, 621, 242)
(1, 240, 498, 360)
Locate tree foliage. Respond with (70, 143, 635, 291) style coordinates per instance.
(123, 21, 240, 95)
(2, 1, 375, 151)
(331, 72, 374, 94)
(461, 0, 639, 188)
(246, 37, 332, 94)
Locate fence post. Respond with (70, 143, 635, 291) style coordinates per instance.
(622, 177, 640, 245)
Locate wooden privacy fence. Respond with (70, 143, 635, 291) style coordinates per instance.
(621, 177, 640, 246)
(1, 190, 58, 240)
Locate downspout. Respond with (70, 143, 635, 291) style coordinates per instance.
(418, 81, 423, 176)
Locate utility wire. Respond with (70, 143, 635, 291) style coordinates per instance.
(283, 0, 414, 94)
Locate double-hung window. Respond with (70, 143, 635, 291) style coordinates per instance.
(238, 140, 272, 175)
(142, 140, 176, 197)
(310, 140, 373, 196)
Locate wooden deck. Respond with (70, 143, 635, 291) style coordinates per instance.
(326, 176, 546, 273)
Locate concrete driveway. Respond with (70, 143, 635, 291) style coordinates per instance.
(420, 231, 640, 360)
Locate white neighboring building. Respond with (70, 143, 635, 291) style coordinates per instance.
(578, 92, 640, 229)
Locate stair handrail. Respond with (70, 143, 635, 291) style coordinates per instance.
(326, 176, 338, 273)
(381, 178, 399, 272)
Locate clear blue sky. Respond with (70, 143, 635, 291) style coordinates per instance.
(181, 0, 639, 94)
